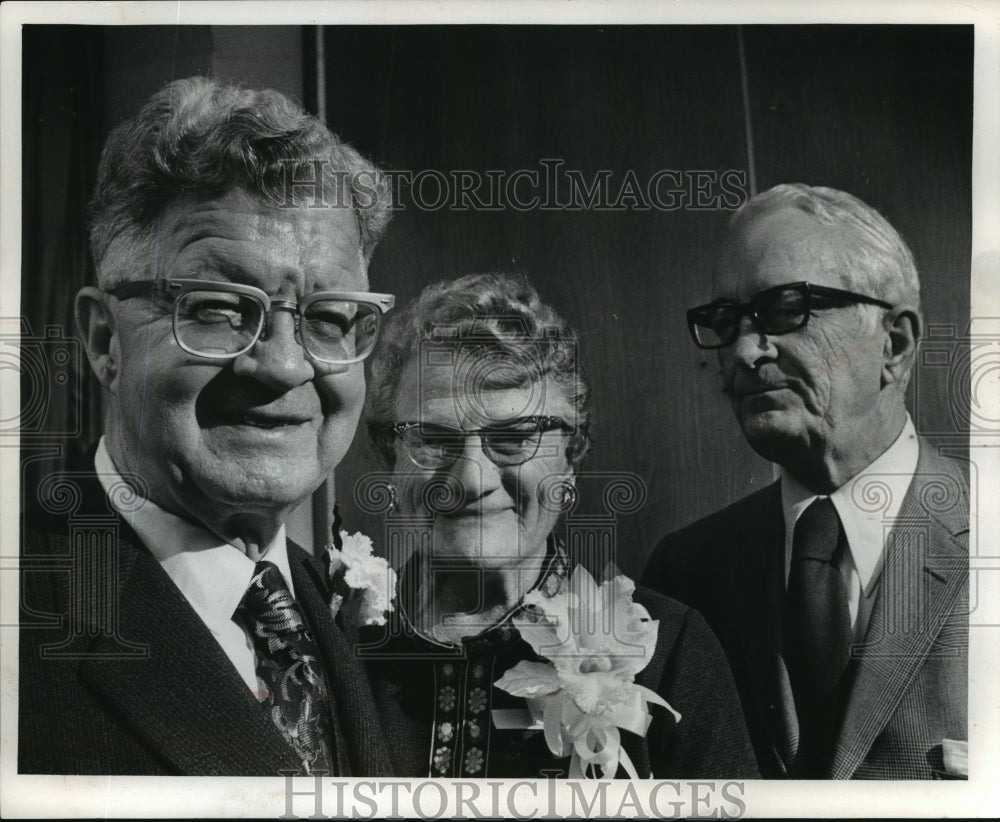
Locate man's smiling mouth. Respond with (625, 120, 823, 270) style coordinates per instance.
(211, 410, 311, 429)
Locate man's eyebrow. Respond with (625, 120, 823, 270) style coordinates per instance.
(182, 247, 251, 281)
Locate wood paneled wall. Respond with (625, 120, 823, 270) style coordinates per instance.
(325, 25, 972, 578)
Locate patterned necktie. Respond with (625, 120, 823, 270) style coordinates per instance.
(785, 497, 852, 777)
(235, 560, 333, 775)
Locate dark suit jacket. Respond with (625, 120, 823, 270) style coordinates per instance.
(363, 580, 760, 779)
(642, 441, 969, 779)
(18, 468, 394, 776)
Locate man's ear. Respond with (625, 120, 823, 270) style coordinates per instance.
(75, 286, 120, 391)
(882, 306, 922, 387)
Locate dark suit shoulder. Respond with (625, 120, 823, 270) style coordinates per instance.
(633, 583, 692, 619)
(641, 482, 781, 604)
(632, 584, 703, 647)
(630, 586, 760, 778)
(654, 482, 779, 555)
(22, 448, 127, 531)
(632, 584, 735, 690)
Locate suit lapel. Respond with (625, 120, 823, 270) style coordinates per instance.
(77, 530, 301, 775)
(831, 444, 969, 778)
(729, 482, 796, 776)
(289, 544, 395, 777)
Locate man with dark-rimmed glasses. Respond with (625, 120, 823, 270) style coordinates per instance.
(20, 77, 397, 777)
(643, 183, 968, 780)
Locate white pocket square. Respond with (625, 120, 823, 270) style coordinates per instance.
(942, 738, 968, 777)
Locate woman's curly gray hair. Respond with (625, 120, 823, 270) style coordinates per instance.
(366, 272, 592, 469)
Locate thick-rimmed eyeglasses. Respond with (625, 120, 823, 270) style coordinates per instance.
(384, 415, 575, 470)
(686, 281, 893, 350)
(106, 278, 395, 365)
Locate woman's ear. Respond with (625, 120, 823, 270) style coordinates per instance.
(882, 306, 921, 388)
(75, 287, 120, 391)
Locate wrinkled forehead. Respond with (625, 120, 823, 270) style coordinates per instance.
(118, 188, 367, 294)
(713, 206, 846, 300)
(395, 351, 573, 427)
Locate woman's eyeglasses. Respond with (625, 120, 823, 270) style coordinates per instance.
(383, 415, 575, 469)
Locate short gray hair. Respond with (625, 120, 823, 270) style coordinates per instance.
(728, 183, 921, 310)
(366, 272, 592, 469)
(89, 76, 392, 287)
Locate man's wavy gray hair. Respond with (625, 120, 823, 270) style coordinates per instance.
(366, 272, 592, 469)
(728, 183, 921, 311)
(89, 76, 392, 287)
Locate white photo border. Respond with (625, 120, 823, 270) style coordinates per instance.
(1, 1, 997, 818)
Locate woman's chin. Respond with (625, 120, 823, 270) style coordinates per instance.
(430, 518, 547, 567)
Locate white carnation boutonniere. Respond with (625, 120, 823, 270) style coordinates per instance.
(324, 506, 397, 628)
(494, 565, 680, 779)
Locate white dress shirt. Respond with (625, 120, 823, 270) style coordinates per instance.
(781, 416, 920, 642)
(94, 437, 295, 693)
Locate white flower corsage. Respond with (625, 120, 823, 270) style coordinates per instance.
(494, 565, 680, 779)
(324, 507, 396, 627)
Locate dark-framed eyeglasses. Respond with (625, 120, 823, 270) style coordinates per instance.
(686, 281, 893, 350)
(383, 415, 575, 469)
(106, 278, 395, 365)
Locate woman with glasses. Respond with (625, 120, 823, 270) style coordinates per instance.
(359, 272, 758, 779)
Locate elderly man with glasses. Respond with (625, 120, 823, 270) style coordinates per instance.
(643, 184, 969, 780)
(20, 77, 396, 776)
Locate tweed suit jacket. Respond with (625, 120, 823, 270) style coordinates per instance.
(641, 440, 969, 779)
(18, 468, 394, 776)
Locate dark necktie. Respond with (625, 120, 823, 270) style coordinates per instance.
(235, 560, 333, 775)
(785, 497, 852, 777)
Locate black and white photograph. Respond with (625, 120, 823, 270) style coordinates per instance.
(1, 1, 997, 818)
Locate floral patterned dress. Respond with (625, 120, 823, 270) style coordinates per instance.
(360, 541, 760, 779)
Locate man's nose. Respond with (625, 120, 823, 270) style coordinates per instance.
(230, 309, 316, 389)
(726, 314, 778, 370)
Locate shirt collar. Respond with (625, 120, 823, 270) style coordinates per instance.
(94, 437, 294, 623)
(781, 415, 920, 594)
